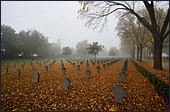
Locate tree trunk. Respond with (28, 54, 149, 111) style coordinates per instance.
(132, 43, 135, 58)
(137, 46, 139, 61)
(139, 46, 143, 62)
(153, 39, 163, 70)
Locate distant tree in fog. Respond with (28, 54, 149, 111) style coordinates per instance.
(86, 42, 104, 61)
(76, 40, 89, 57)
(61, 46, 72, 56)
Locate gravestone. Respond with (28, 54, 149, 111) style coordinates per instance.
(24, 62, 26, 65)
(32, 66, 34, 71)
(80, 62, 83, 65)
(73, 63, 75, 67)
(103, 64, 106, 69)
(63, 77, 70, 91)
(34, 72, 40, 83)
(85, 70, 91, 79)
(92, 62, 95, 66)
(107, 63, 110, 67)
(62, 67, 66, 75)
(49, 64, 51, 68)
(61, 64, 64, 68)
(22, 64, 24, 69)
(86, 63, 89, 68)
(13, 64, 16, 68)
(113, 84, 126, 104)
(17, 69, 21, 78)
(119, 72, 127, 83)
(30, 62, 33, 66)
(77, 65, 80, 71)
(39, 63, 41, 67)
(96, 66, 101, 73)
(45, 66, 48, 72)
(122, 67, 127, 73)
(5, 68, 8, 75)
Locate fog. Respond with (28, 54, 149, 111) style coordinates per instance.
(1, 1, 120, 50)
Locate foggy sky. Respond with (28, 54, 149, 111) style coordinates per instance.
(2, 1, 121, 50)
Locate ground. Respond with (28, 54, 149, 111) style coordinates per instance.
(1, 58, 169, 111)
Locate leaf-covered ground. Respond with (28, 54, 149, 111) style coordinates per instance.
(1, 59, 169, 111)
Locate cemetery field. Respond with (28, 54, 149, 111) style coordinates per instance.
(1, 58, 169, 111)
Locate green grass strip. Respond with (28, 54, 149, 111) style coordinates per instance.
(131, 59, 169, 105)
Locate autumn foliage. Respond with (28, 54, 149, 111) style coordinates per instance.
(1, 59, 169, 111)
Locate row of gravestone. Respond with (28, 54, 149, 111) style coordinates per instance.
(113, 58, 128, 104)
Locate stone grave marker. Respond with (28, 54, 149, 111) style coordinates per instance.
(34, 72, 40, 83)
(103, 64, 106, 69)
(86, 63, 89, 68)
(97, 60, 100, 64)
(45, 66, 48, 72)
(77, 65, 80, 71)
(17, 69, 21, 78)
(113, 84, 126, 104)
(32, 65, 34, 71)
(96, 66, 101, 73)
(63, 77, 70, 91)
(122, 67, 127, 73)
(92, 62, 95, 66)
(5, 68, 8, 75)
(107, 63, 110, 67)
(62, 67, 66, 75)
(24, 62, 26, 65)
(13, 64, 16, 68)
(49, 64, 51, 68)
(73, 63, 75, 67)
(85, 70, 91, 79)
(119, 72, 127, 83)
(39, 63, 41, 67)
(22, 64, 24, 69)
(80, 62, 83, 65)
(61, 64, 64, 68)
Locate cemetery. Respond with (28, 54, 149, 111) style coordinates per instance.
(1, 58, 169, 111)
(1, 1, 169, 111)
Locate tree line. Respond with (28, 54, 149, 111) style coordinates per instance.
(78, 1, 169, 70)
(2, 24, 117, 60)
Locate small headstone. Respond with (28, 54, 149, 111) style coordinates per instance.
(22, 64, 24, 69)
(61, 64, 64, 68)
(122, 67, 127, 73)
(63, 77, 70, 91)
(92, 62, 95, 66)
(39, 63, 41, 67)
(62, 67, 66, 75)
(34, 72, 40, 83)
(86, 63, 89, 68)
(113, 84, 126, 104)
(32, 65, 34, 70)
(45, 66, 48, 72)
(85, 70, 91, 79)
(119, 72, 127, 83)
(5, 68, 8, 75)
(13, 64, 16, 68)
(97, 60, 100, 64)
(107, 63, 110, 67)
(73, 63, 75, 67)
(77, 65, 80, 71)
(17, 69, 21, 78)
(103, 64, 106, 69)
(49, 64, 51, 68)
(96, 66, 101, 73)
(24, 62, 26, 65)
(80, 62, 83, 65)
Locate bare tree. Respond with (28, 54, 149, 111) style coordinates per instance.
(78, 1, 169, 70)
